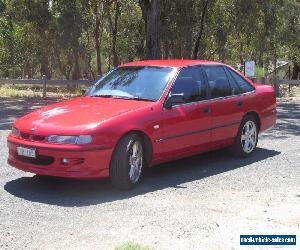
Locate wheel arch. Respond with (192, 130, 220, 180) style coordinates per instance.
(244, 111, 261, 132)
(114, 130, 153, 167)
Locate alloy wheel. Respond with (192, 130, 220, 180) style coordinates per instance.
(241, 120, 257, 154)
(128, 141, 143, 183)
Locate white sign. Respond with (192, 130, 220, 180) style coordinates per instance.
(245, 61, 255, 77)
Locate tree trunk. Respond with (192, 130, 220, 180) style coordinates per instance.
(193, 0, 209, 59)
(93, 1, 102, 75)
(139, 0, 161, 59)
(86, 29, 95, 80)
(180, 0, 193, 59)
(292, 62, 300, 79)
(40, 52, 51, 79)
(109, 0, 120, 67)
(40, 56, 50, 79)
(72, 50, 80, 80)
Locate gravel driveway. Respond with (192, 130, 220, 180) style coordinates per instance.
(0, 97, 299, 250)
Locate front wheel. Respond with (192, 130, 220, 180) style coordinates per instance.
(110, 134, 144, 189)
(230, 115, 258, 157)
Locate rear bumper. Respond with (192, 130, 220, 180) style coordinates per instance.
(7, 135, 113, 179)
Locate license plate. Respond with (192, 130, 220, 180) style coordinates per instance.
(17, 146, 36, 158)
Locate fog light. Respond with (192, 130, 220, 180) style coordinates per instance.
(61, 158, 69, 165)
(60, 158, 85, 165)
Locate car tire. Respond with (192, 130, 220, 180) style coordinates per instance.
(110, 134, 144, 189)
(230, 115, 258, 157)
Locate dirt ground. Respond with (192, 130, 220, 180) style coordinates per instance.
(0, 97, 299, 250)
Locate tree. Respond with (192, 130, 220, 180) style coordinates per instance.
(282, 0, 300, 79)
(52, 0, 84, 79)
(106, 0, 121, 67)
(139, 0, 161, 59)
(0, 0, 299, 80)
(10, 0, 53, 78)
(91, 0, 103, 75)
(193, 0, 210, 59)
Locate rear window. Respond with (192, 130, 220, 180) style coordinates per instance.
(227, 68, 255, 93)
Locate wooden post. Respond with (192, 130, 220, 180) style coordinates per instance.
(265, 77, 269, 85)
(42, 75, 47, 98)
(288, 66, 291, 96)
(275, 77, 280, 97)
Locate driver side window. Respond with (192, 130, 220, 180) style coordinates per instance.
(170, 66, 207, 104)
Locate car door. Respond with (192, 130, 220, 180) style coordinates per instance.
(202, 65, 245, 144)
(160, 66, 212, 157)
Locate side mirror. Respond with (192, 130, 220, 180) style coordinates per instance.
(164, 93, 185, 109)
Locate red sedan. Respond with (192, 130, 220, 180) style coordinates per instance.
(7, 60, 276, 189)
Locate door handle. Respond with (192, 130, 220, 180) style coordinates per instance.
(203, 107, 211, 113)
(236, 101, 243, 107)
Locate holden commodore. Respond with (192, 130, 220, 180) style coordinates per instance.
(7, 60, 276, 189)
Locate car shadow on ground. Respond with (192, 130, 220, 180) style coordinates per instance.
(4, 147, 280, 207)
(0, 97, 60, 130)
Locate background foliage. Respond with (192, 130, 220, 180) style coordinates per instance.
(0, 0, 299, 79)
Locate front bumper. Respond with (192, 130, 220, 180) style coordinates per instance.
(7, 135, 113, 179)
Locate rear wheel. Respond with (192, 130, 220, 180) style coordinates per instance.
(230, 115, 258, 157)
(110, 134, 144, 189)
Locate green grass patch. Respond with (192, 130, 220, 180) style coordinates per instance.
(115, 242, 153, 250)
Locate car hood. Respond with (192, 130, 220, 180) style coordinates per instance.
(14, 96, 154, 134)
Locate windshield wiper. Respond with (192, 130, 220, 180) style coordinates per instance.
(90, 94, 113, 98)
(90, 94, 127, 99)
(129, 96, 155, 102)
(90, 94, 155, 102)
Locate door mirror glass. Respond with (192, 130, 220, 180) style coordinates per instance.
(165, 93, 185, 109)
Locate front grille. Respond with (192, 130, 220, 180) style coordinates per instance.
(20, 132, 30, 140)
(18, 155, 54, 166)
(20, 132, 46, 142)
(32, 135, 45, 141)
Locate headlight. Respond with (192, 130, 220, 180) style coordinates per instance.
(48, 135, 92, 144)
(12, 127, 20, 137)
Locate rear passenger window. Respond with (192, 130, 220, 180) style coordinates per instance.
(170, 66, 207, 104)
(203, 66, 232, 98)
(227, 68, 255, 93)
(224, 68, 241, 95)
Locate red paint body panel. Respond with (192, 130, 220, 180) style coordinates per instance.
(14, 96, 153, 136)
(159, 101, 212, 160)
(7, 60, 276, 179)
(121, 59, 223, 68)
(8, 139, 112, 178)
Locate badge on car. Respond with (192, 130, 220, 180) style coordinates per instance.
(17, 146, 36, 158)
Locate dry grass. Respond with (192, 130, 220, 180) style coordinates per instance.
(280, 85, 300, 97)
(293, 86, 300, 96)
(1, 83, 299, 99)
(0, 84, 87, 98)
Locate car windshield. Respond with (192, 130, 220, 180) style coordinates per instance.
(87, 66, 176, 101)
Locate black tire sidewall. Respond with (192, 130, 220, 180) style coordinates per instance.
(110, 134, 144, 189)
(125, 136, 144, 184)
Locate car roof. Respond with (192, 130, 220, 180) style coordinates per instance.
(120, 60, 224, 68)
